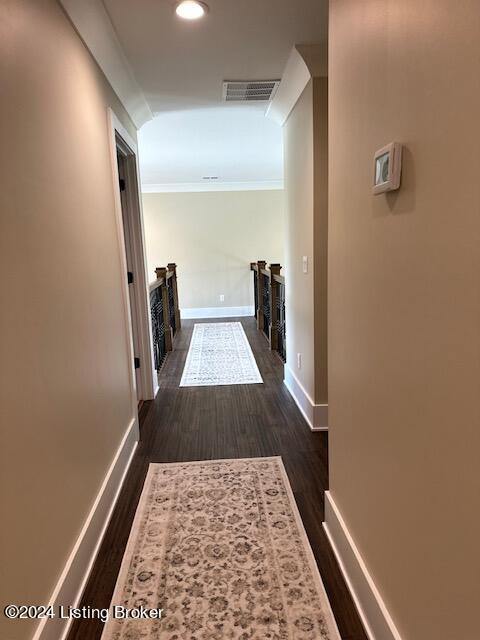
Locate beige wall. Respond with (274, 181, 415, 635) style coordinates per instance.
(142, 190, 285, 312)
(284, 79, 328, 404)
(329, 1, 480, 639)
(0, 2, 138, 639)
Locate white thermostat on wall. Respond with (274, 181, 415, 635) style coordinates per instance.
(372, 142, 403, 195)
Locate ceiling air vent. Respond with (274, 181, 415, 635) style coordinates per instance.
(222, 80, 280, 103)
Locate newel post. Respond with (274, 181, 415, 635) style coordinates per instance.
(256, 260, 267, 331)
(269, 264, 281, 351)
(167, 263, 181, 330)
(155, 267, 173, 351)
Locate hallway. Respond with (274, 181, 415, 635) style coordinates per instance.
(68, 318, 367, 640)
(3, 2, 480, 639)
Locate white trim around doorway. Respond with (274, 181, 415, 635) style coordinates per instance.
(107, 108, 158, 402)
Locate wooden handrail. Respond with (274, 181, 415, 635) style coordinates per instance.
(149, 277, 165, 292)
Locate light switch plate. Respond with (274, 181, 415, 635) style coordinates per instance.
(302, 256, 308, 274)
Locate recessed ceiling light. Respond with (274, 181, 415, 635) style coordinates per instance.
(175, 0, 208, 20)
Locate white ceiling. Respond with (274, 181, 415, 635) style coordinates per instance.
(102, 0, 327, 113)
(101, 0, 328, 190)
(138, 105, 284, 191)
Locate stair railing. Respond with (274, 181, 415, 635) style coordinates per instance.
(149, 264, 181, 371)
(250, 261, 286, 362)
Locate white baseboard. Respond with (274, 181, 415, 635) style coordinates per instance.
(283, 365, 328, 430)
(323, 491, 403, 640)
(32, 418, 139, 640)
(180, 305, 254, 319)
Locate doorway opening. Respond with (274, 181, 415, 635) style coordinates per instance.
(116, 143, 142, 403)
(109, 109, 157, 411)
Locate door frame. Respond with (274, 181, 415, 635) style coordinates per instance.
(107, 108, 158, 408)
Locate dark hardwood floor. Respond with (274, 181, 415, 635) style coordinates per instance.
(68, 317, 367, 640)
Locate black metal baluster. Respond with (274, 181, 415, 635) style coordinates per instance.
(262, 272, 270, 339)
(168, 280, 176, 337)
(276, 281, 286, 362)
(150, 286, 167, 371)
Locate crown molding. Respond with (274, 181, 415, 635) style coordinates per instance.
(266, 44, 327, 126)
(141, 180, 284, 194)
(59, 0, 152, 129)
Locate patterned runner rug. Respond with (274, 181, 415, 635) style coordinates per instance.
(102, 457, 340, 640)
(180, 322, 263, 387)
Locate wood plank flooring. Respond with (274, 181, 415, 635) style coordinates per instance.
(67, 317, 367, 640)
